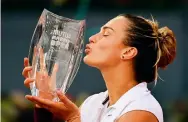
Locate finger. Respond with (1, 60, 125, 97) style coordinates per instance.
(53, 63, 59, 73)
(24, 78, 35, 88)
(56, 91, 74, 107)
(31, 46, 37, 66)
(26, 95, 54, 109)
(39, 47, 46, 72)
(25, 95, 34, 101)
(50, 63, 59, 90)
(25, 95, 46, 108)
(24, 57, 30, 67)
(39, 15, 45, 25)
(22, 66, 32, 78)
(35, 104, 43, 108)
(25, 95, 38, 103)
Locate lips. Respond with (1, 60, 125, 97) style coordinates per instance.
(85, 44, 91, 54)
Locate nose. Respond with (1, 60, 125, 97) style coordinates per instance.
(89, 35, 96, 43)
(89, 32, 100, 43)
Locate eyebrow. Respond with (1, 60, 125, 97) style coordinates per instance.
(101, 26, 115, 32)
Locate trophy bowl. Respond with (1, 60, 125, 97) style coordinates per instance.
(28, 9, 85, 101)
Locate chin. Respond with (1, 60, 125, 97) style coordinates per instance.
(83, 55, 98, 68)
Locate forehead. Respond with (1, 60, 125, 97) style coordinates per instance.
(103, 16, 130, 32)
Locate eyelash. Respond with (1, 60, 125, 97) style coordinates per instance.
(103, 34, 109, 37)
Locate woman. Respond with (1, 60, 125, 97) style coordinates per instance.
(22, 14, 176, 122)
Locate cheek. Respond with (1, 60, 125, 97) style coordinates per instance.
(88, 40, 120, 66)
(96, 38, 119, 58)
(91, 40, 113, 60)
(96, 42, 110, 55)
(83, 36, 124, 67)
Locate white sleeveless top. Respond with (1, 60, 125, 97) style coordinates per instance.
(80, 82, 163, 122)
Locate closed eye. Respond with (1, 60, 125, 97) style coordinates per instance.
(103, 32, 110, 37)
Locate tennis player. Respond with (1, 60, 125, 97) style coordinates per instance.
(22, 14, 176, 122)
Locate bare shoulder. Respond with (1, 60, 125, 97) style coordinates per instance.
(117, 110, 158, 122)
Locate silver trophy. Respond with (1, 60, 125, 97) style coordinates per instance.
(28, 9, 85, 101)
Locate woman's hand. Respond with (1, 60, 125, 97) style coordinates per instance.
(22, 47, 58, 100)
(22, 57, 34, 88)
(23, 48, 81, 121)
(26, 91, 80, 122)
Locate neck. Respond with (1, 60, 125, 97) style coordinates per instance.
(100, 64, 138, 106)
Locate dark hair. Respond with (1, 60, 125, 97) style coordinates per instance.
(120, 14, 176, 83)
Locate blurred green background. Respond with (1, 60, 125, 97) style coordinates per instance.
(1, 0, 188, 122)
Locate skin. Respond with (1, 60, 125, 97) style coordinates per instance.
(23, 16, 158, 122)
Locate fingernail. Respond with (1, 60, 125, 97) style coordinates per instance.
(56, 90, 62, 95)
(25, 95, 32, 99)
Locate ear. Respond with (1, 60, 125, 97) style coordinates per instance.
(120, 47, 138, 60)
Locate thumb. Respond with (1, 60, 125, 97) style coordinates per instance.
(56, 91, 74, 107)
